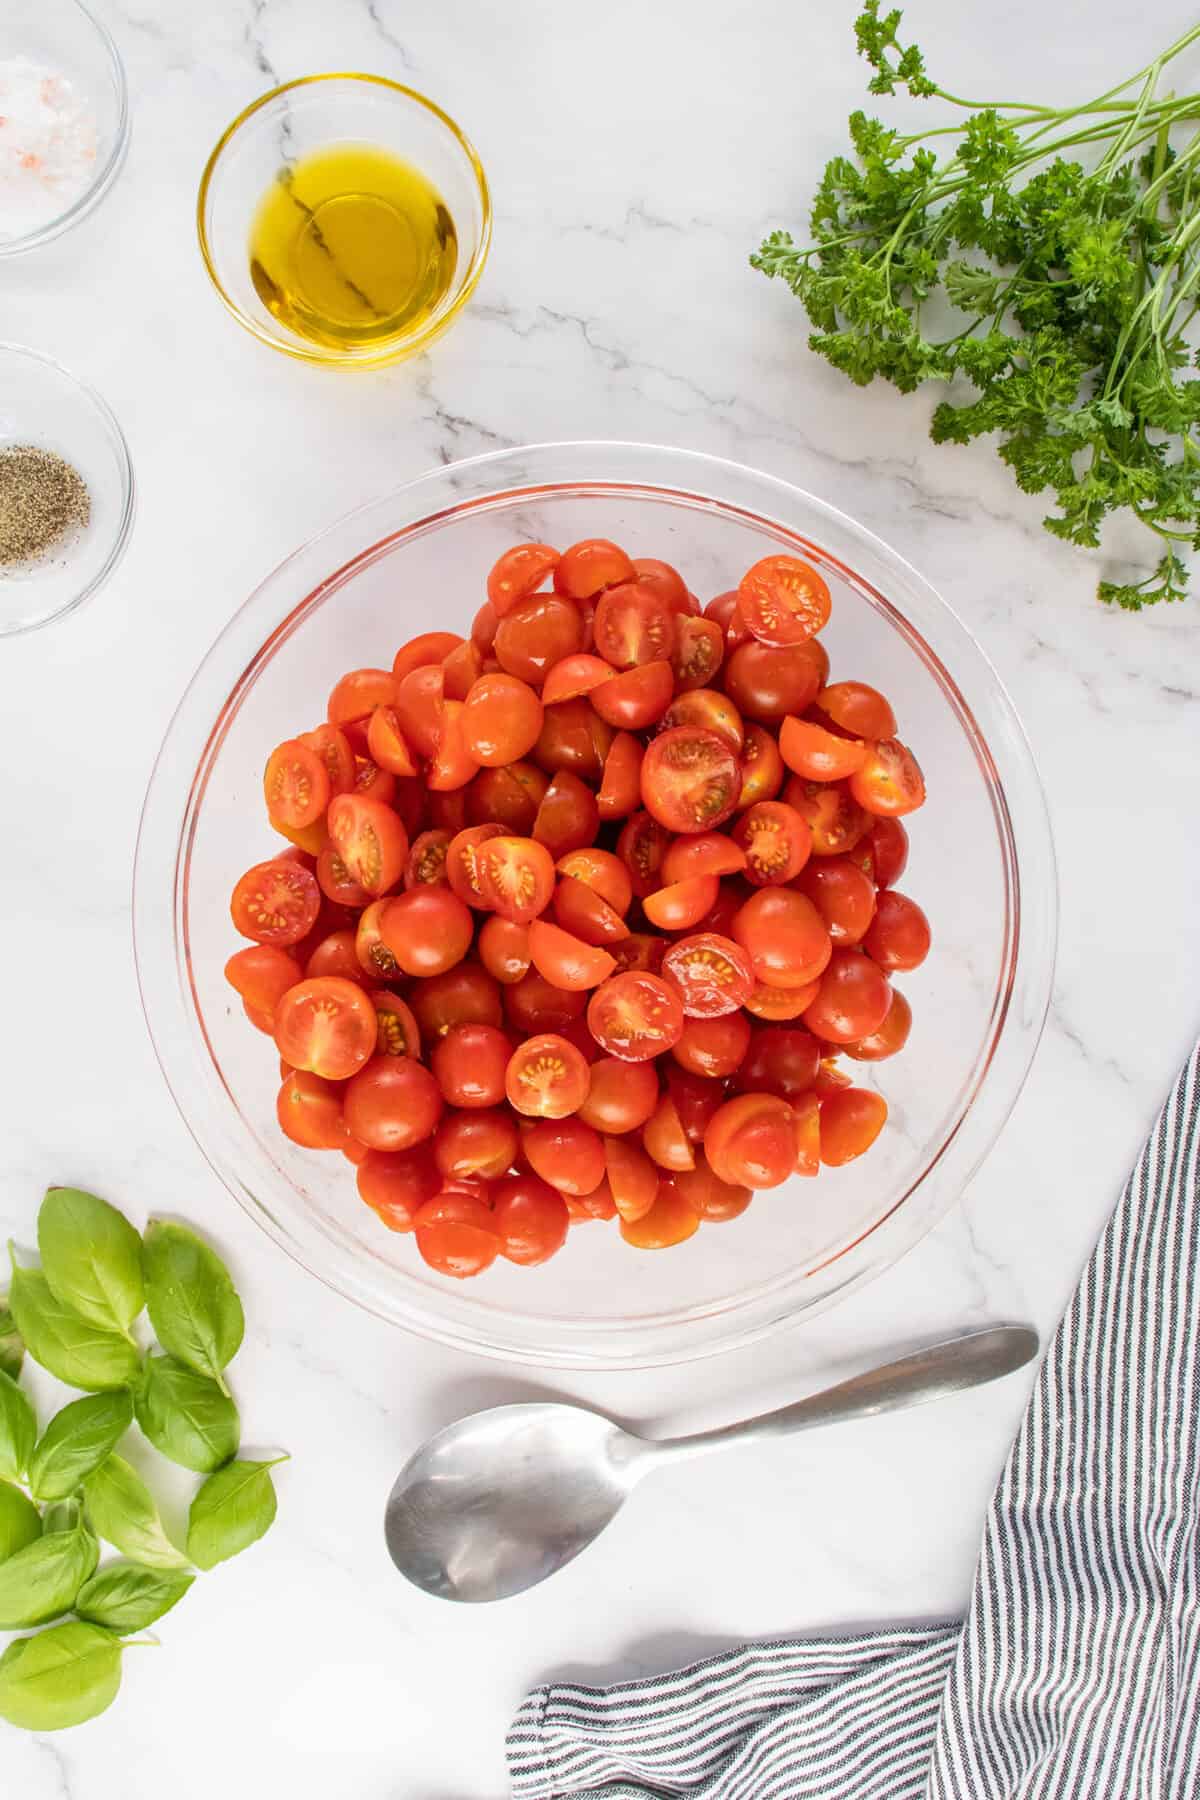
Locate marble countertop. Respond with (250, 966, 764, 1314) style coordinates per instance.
(2, 0, 1198, 1793)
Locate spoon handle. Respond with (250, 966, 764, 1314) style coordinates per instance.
(656, 1325, 1039, 1462)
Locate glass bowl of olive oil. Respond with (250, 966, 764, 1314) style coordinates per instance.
(197, 75, 490, 368)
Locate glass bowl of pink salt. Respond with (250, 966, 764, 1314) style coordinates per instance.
(0, 0, 129, 255)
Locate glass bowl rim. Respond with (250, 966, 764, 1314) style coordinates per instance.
(133, 440, 1057, 1368)
(195, 71, 493, 368)
(0, 0, 130, 258)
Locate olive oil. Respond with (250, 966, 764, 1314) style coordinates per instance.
(249, 143, 458, 351)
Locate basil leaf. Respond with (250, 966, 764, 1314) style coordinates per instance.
(142, 1222, 244, 1392)
(0, 1302, 23, 1381)
(0, 1369, 36, 1484)
(0, 1481, 42, 1564)
(38, 1188, 144, 1339)
(0, 1519, 98, 1629)
(0, 1620, 123, 1731)
(42, 1498, 82, 1535)
(82, 1454, 189, 1570)
(135, 1354, 239, 1474)
(76, 1561, 194, 1632)
(28, 1390, 133, 1503)
(8, 1260, 141, 1393)
(186, 1456, 285, 1570)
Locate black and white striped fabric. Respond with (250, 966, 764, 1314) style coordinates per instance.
(508, 1043, 1200, 1799)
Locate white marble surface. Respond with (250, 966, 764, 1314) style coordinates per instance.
(2, 0, 1199, 1792)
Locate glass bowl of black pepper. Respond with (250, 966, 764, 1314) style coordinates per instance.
(0, 343, 134, 634)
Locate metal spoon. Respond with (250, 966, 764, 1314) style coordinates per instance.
(384, 1323, 1038, 1603)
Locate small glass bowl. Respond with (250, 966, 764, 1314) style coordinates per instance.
(197, 74, 491, 368)
(0, 0, 129, 256)
(134, 443, 1057, 1370)
(0, 343, 134, 635)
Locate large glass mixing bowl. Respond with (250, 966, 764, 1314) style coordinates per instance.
(134, 443, 1056, 1368)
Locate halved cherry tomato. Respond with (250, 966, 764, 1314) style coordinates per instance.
(411, 963, 503, 1038)
(704, 589, 751, 647)
(551, 876, 629, 948)
(664, 1067, 728, 1143)
(744, 978, 821, 1021)
(863, 891, 930, 970)
(263, 739, 330, 832)
(471, 599, 498, 651)
(733, 722, 785, 809)
(446, 823, 505, 908)
(604, 1135, 658, 1222)
(380, 887, 473, 976)
(274, 977, 377, 1080)
(495, 593, 582, 684)
(818, 681, 897, 740)
(567, 1178, 618, 1221)
(588, 971, 684, 1062)
(503, 968, 586, 1035)
(660, 932, 755, 1018)
(576, 1056, 659, 1132)
(642, 1093, 696, 1171)
(672, 617, 724, 691)
(705, 1092, 796, 1189)
(357, 1144, 441, 1230)
(371, 990, 421, 1059)
(542, 653, 614, 704)
(393, 664, 446, 759)
(392, 631, 463, 683)
(780, 716, 868, 782)
(732, 889, 832, 990)
(405, 829, 451, 890)
(849, 739, 926, 817)
(225, 945, 303, 1020)
(724, 639, 825, 723)
(738, 555, 831, 647)
(660, 687, 743, 753)
(593, 580, 678, 669)
(556, 847, 632, 914)
(733, 1025, 820, 1100)
(671, 1010, 751, 1079)
(355, 899, 402, 983)
(643, 875, 719, 932)
(426, 700, 479, 791)
(478, 915, 532, 984)
(505, 1033, 591, 1118)
(522, 1117, 607, 1196)
(670, 1157, 751, 1221)
(492, 1176, 570, 1265)
(553, 537, 636, 599)
(814, 1059, 853, 1098)
(597, 732, 643, 820)
(299, 724, 356, 796)
(231, 859, 321, 946)
(327, 795, 408, 896)
(797, 858, 877, 945)
(819, 1088, 888, 1165)
(476, 835, 556, 924)
(434, 1108, 519, 1181)
(618, 1180, 698, 1248)
(316, 844, 370, 910)
(615, 810, 668, 898)
(487, 542, 560, 616)
(345, 1055, 443, 1151)
(611, 932, 666, 975)
(460, 673, 544, 766)
(844, 989, 912, 1061)
(640, 728, 740, 834)
(354, 759, 397, 807)
(431, 1022, 512, 1108)
(533, 771, 599, 859)
(414, 1192, 500, 1277)
(533, 697, 613, 780)
(366, 707, 417, 777)
(591, 661, 674, 730)
(528, 919, 617, 991)
(467, 761, 548, 834)
(305, 929, 364, 985)
(803, 950, 892, 1044)
(793, 1092, 821, 1175)
(277, 1069, 346, 1150)
(783, 777, 871, 857)
(733, 801, 812, 886)
(632, 557, 691, 612)
(662, 832, 746, 884)
(428, 787, 468, 834)
(441, 637, 485, 701)
(867, 817, 909, 889)
(327, 668, 396, 726)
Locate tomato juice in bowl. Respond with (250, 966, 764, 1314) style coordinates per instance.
(134, 442, 1056, 1369)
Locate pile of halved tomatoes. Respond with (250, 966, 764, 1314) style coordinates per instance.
(224, 540, 929, 1279)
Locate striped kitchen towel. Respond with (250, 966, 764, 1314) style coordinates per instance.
(508, 1041, 1200, 1799)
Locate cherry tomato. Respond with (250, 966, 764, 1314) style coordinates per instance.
(662, 832, 747, 883)
(797, 858, 877, 945)
(576, 1055, 659, 1133)
(620, 1180, 700, 1249)
(705, 1092, 796, 1189)
(588, 971, 684, 1062)
(355, 899, 402, 983)
(670, 1157, 751, 1222)
(793, 1092, 821, 1176)
(428, 787, 469, 835)
(849, 738, 926, 817)
(371, 990, 421, 1059)
(542, 653, 615, 704)
(819, 1088, 888, 1166)
(615, 810, 668, 898)
(414, 1192, 500, 1277)
(783, 777, 871, 857)
(471, 599, 498, 652)
(327, 668, 396, 726)
(867, 817, 909, 889)
(316, 845, 369, 910)
(434, 1108, 519, 1181)
(780, 716, 869, 782)
(460, 672, 544, 766)
(568, 1178, 618, 1222)
(733, 801, 813, 886)
(225, 945, 303, 1020)
(818, 681, 897, 740)
(304, 931, 362, 991)
(631, 556, 690, 611)
(640, 728, 740, 834)
(487, 542, 560, 616)
(553, 876, 629, 948)
(264, 739, 330, 833)
(426, 700, 479, 791)
(380, 887, 473, 977)
(593, 580, 678, 669)
(589, 660, 673, 731)
(733, 1025, 820, 1100)
(744, 978, 821, 1021)
(505, 1033, 591, 1118)
(671, 1010, 751, 1079)
(639, 875, 715, 932)
(604, 1135, 659, 1222)
(446, 823, 505, 908)
(475, 834, 556, 925)
(431, 1022, 512, 1107)
(354, 759, 397, 808)
(299, 724, 356, 796)
(528, 919, 618, 991)
(863, 891, 930, 971)
(366, 706, 417, 777)
(495, 593, 583, 684)
(392, 631, 464, 683)
(661, 688, 744, 753)
(664, 1066, 729, 1143)
(611, 932, 666, 975)
(553, 537, 636, 599)
(356, 1144, 441, 1229)
(732, 889, 832, 990)
(491, 1176, 570, 1265)
(844, 988, 912, 1060)
(814, 1058, 853, 1098)
(597, 732, 643, 820)
(672, 617, 724, 691)
(274, 977, 377, 1080)
(803, 949, 892, 1043)
(533, 697, 613, 781)
(503, 968, 586, 1035)
(467, 761, 548, 834)
(522, 1117, 607, 1196)
(642, 1093, 696, 1171)
(276, 1069, 346, 1150)
(660, 932, 754, 1018)
(533, 771, 599, 859)
(704, 589, 751, 647)
(411, 965, 504, 1040)
(327, 795, 408, 896)
(724, 638, 825, 724)
(405, 828, 451, 890)
(737, 555, 831, 647)
(345, 1055, 443, 1151)
(441, 637, 485, 702)
(231, 858, 321, 946)
(393, 664, 445, 760)
(478, 915, 532, 984)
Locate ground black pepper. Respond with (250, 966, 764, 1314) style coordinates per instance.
(0, 444, 90, 567)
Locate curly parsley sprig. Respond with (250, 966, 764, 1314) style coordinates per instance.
(753, 4, 1200, 608)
